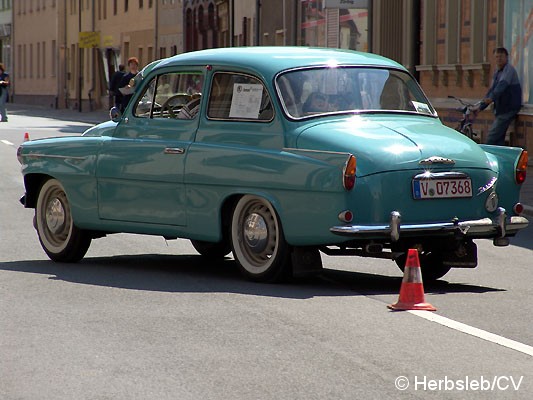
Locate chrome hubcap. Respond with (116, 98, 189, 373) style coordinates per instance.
(243, 212, 268, 253)
(46, 198, 66, 234)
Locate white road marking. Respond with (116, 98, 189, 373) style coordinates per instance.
(1, 139, 14, 146)
(409, 310, 533, 356)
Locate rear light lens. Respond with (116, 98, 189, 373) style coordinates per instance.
(516, 150, 528, 184)
(343, 154, 356, 190)
(513, 203, 524, 215)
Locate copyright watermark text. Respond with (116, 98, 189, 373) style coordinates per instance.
(395, 375, 524, 392)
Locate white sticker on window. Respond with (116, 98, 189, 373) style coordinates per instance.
(229, 84, 263, 119)
(412, 101, 432, 114)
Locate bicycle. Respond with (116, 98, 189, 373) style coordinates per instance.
(448, 95, 482, 140)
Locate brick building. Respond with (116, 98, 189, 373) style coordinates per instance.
(8, 0, 533, 152)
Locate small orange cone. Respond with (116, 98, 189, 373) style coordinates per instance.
(388, 249, 436, 311)
(24, 132, 30, 142)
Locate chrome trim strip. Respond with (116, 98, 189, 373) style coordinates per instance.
(282, 147, 349, 156)
(413, 171, 469, 180)
(25, 154, 88, 161)
(477, 176, 498, 196)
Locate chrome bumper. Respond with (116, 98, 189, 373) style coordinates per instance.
(330, 208, 529, 242)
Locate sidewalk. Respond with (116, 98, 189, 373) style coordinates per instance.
(6, 102, 110, 125)
(5, 102, 533, 217)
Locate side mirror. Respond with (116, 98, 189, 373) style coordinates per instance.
(109, 106, 121, 122)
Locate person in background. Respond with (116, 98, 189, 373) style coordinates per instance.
(118, 57, 140, 112)
(477, 47, 522, 146)
(302, 92, 328, 114)
(109, 64, 125, 109)
(0, 63, 10, 122)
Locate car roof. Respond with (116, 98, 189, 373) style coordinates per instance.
(151, 47, 406, 77)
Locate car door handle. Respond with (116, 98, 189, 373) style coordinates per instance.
(164, 147, 185, 155)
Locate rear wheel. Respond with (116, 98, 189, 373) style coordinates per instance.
(230, 195, 290, 282)
(35, 179, 91, 262)
(395, 249, 451, 282)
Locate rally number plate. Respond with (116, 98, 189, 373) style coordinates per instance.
(413, 177, 473, 199)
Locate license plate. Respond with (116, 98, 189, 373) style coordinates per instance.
(413, 178, 473, 199)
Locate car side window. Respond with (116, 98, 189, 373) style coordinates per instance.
(207, 72, 273, 121)
(133, 72, 204, 119)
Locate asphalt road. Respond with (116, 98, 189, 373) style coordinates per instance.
(1, 112, 532, 399)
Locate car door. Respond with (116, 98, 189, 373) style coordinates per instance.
(96, 70, 204, 226)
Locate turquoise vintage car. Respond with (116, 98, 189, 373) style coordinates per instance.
(18, 47, 529, 282)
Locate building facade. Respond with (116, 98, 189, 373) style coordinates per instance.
(8, 0, 533, 152)
(0, 0, 11, 73)
(417, 0, 533, 149)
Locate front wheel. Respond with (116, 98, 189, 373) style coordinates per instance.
(35, 179, 91, 262)
(230, 195, 291, 282)
(395, 250, 451, 282)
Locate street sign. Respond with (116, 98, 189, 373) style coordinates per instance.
(79, 31, 100, 48)
(323, 0, 368, 9)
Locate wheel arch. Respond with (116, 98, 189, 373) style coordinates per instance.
(219, 190, 284, 237)
(22, 173, 54, 208)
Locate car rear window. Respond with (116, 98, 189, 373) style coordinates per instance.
(276, 66, 436, 119)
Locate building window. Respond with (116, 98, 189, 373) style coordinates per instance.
(299, 1, 369, 51)
(125, 0, 128, 12)
(42, 41, 46, 78)
(37, 42, 41, 78)
(139, 0, 143, 8)
(51, 40, 57, 77)
(505, 1, 533, 105)
(30, 43, 33, 78)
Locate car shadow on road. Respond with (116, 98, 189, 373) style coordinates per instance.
(0, 253, 505, 299)
(321, 268, 505, 296)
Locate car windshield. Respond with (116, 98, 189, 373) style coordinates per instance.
(276, 67, 436, 119)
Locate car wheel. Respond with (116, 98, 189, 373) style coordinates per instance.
(395, 250, 451, 282)
(191, 239, 231, 259)
(35, 179, 91, 262)
(230, 195, 290, 282)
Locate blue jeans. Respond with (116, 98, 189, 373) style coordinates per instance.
(0, 89, 7, 121)
(486, 110, 518, 146)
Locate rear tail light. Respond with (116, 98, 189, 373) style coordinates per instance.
(516, 150, 528, 184)
(343, 154, 356, 190)
(513, 203, 524, 215)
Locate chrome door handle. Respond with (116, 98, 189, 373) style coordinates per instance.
(164, 147, 185, 154)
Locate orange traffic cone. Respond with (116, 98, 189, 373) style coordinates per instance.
(388, 249, 436, 311)
(24, 132, 30, 142)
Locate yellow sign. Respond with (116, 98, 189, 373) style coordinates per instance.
(103, 35, 114, 47)
(79, 31, 100, 48)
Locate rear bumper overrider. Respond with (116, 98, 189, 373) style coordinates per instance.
(330, 207, 529, 241)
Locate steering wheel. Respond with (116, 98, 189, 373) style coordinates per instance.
(176, 94, 202, 119)
(161, 94, 191, 118)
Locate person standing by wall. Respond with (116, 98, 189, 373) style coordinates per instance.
(477, 47, 522, 146)
(0, 63, 10, 122)
(118, 57, 140, 112)
(109, 64, 125, 109)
